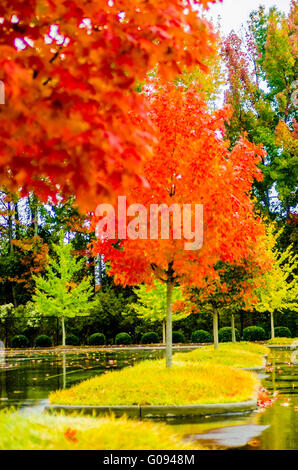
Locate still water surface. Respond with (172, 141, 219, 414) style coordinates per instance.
(0, 348, 165, 411)
(0, 347, 297, 450)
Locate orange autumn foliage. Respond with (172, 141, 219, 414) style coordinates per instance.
(2, 236, 49, 290)
(0, 0, 220, 211)
(92, 84, 267, 290)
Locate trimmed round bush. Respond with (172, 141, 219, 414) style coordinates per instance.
(65, 334, 80, 346)
(172, 331, 185, 344)
(88, 333, 106, 346)
(191, 330, 212, 343)
(34, 335, 52, 347)
(274, 326, 291, 338)
(219, 327, 240, 343)
(11, 334, 29, 348)
(115, 332, 132, 345)
(140, 332, 159, 344)
(243, 326, 266, 341)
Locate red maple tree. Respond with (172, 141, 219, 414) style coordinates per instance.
(92, 84, 267, 366)
(0, 0, 220, 210)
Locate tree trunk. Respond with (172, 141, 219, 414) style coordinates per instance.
(14, 197, 20, 241)
(98, 254, 103, 286)
(213, 311, 219, 350)
(29, 193, 38, 237)
(7, 200, 17, 306)
(162, 320, 166, 345)
(62, 353, 66, 389)
(94, 254, 102, 292)
(270, 311, 275, 339)
(240, 310, 244, 339)
(231, 313, 236, 343)
(12, 285, 17, 307)
(4, 319, 8, 348)
(0, 365, 7, 400)
(61, 317, 66, 346)
(166, 281, 173, 368)
(7, 201, 14, 255)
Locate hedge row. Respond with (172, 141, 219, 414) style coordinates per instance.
(8, 325, 293, 348)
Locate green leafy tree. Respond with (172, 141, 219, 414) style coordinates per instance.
(88, 285, 138, 343)
(33, 235, 95, 346)
(222, 3, 297, 227)
(254, 228, 298, 339)
(0, 189, 96, 306)
(186, 254, 268, 349)
(130, 281, 188, 344)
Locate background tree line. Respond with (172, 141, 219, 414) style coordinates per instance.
(0, 3, 297, 346)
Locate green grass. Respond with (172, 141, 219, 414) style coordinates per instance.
(0, 411, 202, 450)
(267, 337, 298, 345)
(173, 342, 269, 369)
(50, 359, 260, 407)
(210, 341, 270, 356)
(174, 346, 266, 369)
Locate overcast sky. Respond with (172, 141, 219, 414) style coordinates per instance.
(204, 0, 292, 35)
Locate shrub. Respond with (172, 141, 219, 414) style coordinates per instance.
(34, 335, 52, 347)
(172, 331, 185, 344)
(65, 334, 80, 346)
(219, 327, 240, 343)
(191, 330, 212, 343)
(243, 326, 266, 341)
(115, 332, 132, 345)
(140, 332, 159, 344)
(88, 333, 106, 346)
(274, 326, 291, 338)
(11, 335, 29, 348)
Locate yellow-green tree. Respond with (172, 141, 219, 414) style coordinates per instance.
(176, 33, 226, 109)
(222, 3, 298, 221)
(254, 227, 298, 339)
(131, 281, 189, 344)
(33, 235, 95, 346)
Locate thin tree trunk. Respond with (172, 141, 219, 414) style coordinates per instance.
(29, 193, 38, 237)
(231, 313, 236, 343)
(61, 317, 66, 346)
(270, 311, 275, 339)
(7, 200, 16, 305)
(7, 201, 14, 255)
(98, 254, 103, 286)
(11, 198, 19, 314)
(94, 254, 102, 291)
(240, 310, 244, 339)
(162, 320, 166, 345)
(213, 311, 219, 350)
(62, 353, 66, 389)
(4, 319, 8, 349)
(0, 364, 7, 400)
(11, 285, 17, 307)
(14, 197, 20, 241)
(166, 281, 173, 368)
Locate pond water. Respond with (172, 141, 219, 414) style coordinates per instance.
(0, 348, 165, 411)
(170, 348, 298, 450)
(0, 347, 297, 450)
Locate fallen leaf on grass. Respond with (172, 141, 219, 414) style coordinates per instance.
(64, 428, 78, 443)
(248, 439, 260, 447)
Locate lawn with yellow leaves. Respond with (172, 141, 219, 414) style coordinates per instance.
(50, 359, 260, 407)
(0, 411, 203, 450)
